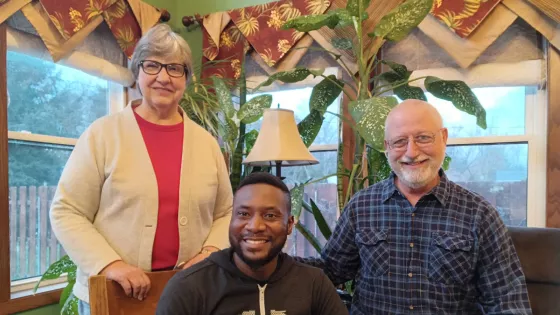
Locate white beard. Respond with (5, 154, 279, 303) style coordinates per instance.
(390, 156, 441, 189)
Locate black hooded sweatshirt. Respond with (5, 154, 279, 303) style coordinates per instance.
(156, 248, 349, 315)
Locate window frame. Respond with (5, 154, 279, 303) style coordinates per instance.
(0, 23, 127, 312)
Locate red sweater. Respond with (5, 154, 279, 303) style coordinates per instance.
(134, 109, 183, 270)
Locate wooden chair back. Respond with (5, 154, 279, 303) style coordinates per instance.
(88, 270, 178, 314)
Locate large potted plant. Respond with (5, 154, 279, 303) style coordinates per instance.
(245, 0, 487, 303)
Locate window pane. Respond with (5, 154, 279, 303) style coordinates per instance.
(281, 151, 338, 257)
(7, 51, 109, 138)
(247, 87, 340, 145)
(426, 86, 527, 138)
(9, 141, 73, 281)
(445, 143, 528, 226)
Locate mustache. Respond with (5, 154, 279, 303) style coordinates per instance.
(398, 155, 430, 163)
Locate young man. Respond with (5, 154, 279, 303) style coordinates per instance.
(156, 172, 349, 315)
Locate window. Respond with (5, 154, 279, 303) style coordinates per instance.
(246, 68, 341, 257)
(7, 50, 124, 294)
(415, 84, 546, 227)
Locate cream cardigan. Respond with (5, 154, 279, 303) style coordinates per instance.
(49, 102, 233, 303)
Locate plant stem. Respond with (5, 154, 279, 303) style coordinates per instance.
(374, 76, 429, 96)
(230, 55, 247, 191)
(320, 74, 356, 99)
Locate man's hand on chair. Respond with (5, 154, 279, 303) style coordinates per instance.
(100, 260, 151, 301)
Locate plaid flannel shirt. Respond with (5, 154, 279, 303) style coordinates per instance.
(299, 170, 532, 315)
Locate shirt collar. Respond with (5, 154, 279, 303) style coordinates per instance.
(381, 169, 451, 206)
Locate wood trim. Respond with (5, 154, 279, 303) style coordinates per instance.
(0, 22, 10, 304)
(341, 84, 357, 207)
(0, 289, 62, 314)
(547, 44, 560, 227)
(89, 275, 110, 315)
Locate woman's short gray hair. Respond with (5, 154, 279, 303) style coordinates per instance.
(129, 23, 193, 82)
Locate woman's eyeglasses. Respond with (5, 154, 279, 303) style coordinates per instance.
(139, 60, 188, 78)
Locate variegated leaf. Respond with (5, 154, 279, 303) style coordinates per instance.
(244, 129, 259, 154)
(394, 84, 427, 101)
(443, 154, 452, 170)
(346, 0, 372, 17)
(297, 110, 324, 147)
(34, 255, 76, 292)
(282, 8, 353, 32)
(238, 95, 273, 124)
(254, 68, 315, 91)
(224, 116, 238, 144)
(60, 280, 75, 307)
(61, 294, 79, 315)
(349, 96, 398, 151)
(332, 37, 353, 50)
(424, 76, 487, 129)
(212, 77, 236, 119)
(310, 75, 344, 115)
(290, 184, 305, 222)
(381, 60, 411, 79)
(370, 0, 433, 41)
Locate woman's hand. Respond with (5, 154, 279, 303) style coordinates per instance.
(182, 246, 219, 269)
(100, 260, 151, 301)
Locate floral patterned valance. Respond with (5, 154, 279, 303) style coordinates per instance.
(1, 0, 162, 60)
(431, 0, 503, 38)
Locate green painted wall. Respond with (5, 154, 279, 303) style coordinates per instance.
(14, 304, 60, 315)
(15, 0, 272, 313)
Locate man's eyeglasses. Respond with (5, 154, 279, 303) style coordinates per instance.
(386, 131, 440, 151)
(139, 60, 188, 78)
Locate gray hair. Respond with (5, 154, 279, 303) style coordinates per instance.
(129, 23, 193, 83)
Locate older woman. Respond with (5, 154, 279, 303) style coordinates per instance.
(49, 23, 232, 313)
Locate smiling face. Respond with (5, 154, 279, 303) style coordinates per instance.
(384, 100, 448, 190)
(137, 56, 187, 110)
(229, 183, 294, 269)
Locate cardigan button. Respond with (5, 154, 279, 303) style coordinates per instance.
(180, 216, 188, 226)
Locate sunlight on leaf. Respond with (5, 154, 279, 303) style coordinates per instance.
(297, 110, 324, 147)
(424, 76, 487, 129)
(238, 95, 273, 124)
(349, 96, 398, 151)
(370, 0, 433, 41)
(310, 75, 344, 115)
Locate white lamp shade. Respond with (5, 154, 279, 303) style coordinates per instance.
(243, 109, 319, 167)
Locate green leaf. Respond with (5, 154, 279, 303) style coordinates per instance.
(295, 222, 322, 253)
(310, 199, 332, 240)
(61, 294, 79, 315)
(254, 68, 314, 91)
(310, 75, 344, 115)
(290, 184, 305, 221)
(331, 38, 353, 50)
(34, 255, 76, 293)
(381, 60, 411, 79)
(370, 0, 433, 41)
(394, 84, 427, 101)
(443, 154, 452, 171)
(212, 77, 236, 119)
(282, 9, 352, 32)
(237, 95, 273, 124)
(224, 116, 238, 144)
(424, 76, 487, 129)
(346, 0, 372, 16)
(349, 96, 399, 151)
(368, 148, 392, 184)
(244, 129, 259, 154)
(60, 280, 75, 307)
(297, 110, 324, 147)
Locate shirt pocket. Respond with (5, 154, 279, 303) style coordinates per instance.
(356, 229, 390, 277)
(429, 232, 474, 285)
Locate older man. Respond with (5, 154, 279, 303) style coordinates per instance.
(300, 99, 532, 314)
